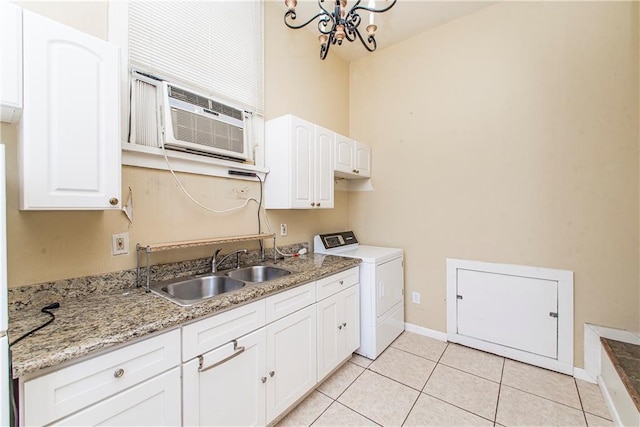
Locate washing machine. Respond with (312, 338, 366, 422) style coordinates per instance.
(314, 231, 404, 360)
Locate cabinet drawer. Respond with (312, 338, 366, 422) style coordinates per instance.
(55, 367, 181, 427)
(316, 267, 359, 300)
(265, 282, 316, 323)
(182, 299, 266, 361)
(23, 329, 180, 427)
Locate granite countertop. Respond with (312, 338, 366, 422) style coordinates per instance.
(8, 253, 360, 379)
(601, 337, 640, 412)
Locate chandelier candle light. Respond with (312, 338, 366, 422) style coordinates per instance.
(284, 0, 397, 60)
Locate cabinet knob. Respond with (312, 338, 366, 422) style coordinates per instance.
(339, 280, 344, 285)
(260, 376, 267, 383)
(269, 370, 275, 377)
(109, 198, 119, 206)
(356, 170, 360, 174)
(343, 322, 347, 327)
(317, 203, 321, 207)
(338, 325, 343, 330)
(353, 169, 358, 173)
(311, 202, 316, 207)
(114, 368, 125, 378)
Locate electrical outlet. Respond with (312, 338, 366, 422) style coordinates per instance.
(280, 224, 288, 236)
(233, 186, 250, 199)
(412, 291, 421, 304)
(112, 232, 129, 256)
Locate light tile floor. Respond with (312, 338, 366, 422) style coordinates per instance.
(277, 332, 613, 427)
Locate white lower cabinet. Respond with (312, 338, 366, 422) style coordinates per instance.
(266, 305, 317, 424)
(183, 328, 267, 426)
(20, 270, 358, 427)
(317, 284, 360, 381)
(183, 304, 317, 426)
(55, 368, 181, 427)
(21, 329, 181, 426)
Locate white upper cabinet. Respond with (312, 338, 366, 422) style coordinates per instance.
(0, 1, 23, 123)
(354, 140, 372, 177)
(334, 134, 371, 179)
(19, 10, 121, 210)
(265, 115, 334, 209)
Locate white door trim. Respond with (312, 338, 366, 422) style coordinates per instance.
(446, 258, 574, 375)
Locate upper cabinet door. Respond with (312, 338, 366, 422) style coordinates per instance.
(20, 11, 121, 210)
(0, 1, 23, 123)
(354, 141, 371, 178)
(314, 125, 334, 209)
(291, 116, 315, 209)
(334, 134, 371, 179)
(334, 134, 354, 175)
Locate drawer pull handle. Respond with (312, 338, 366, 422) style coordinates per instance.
(114, 368, 125, 378)
(198, 340, 246, 373)
(269, 370, 275, 377)
(261, 376, 267, 383)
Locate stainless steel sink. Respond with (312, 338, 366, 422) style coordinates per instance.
(151, 275, 246, 306)
(225, 265, 292, 282)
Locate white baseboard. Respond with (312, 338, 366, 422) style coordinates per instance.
(573, 367, 597, 383)
(404, 323, 447, 342)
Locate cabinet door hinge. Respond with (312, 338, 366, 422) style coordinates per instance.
(549, 312, 558, 318)
(457, 295, 463, 300)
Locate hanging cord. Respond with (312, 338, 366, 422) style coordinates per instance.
(260, 203, 306, 258)
(160, 144, 259, 214)
(10, 303, 60, 347)
(256, 174, 264, 255)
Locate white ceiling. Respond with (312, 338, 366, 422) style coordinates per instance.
(282, 0, 496, 62)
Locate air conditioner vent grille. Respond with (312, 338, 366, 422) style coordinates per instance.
(171, 108, 244, 154)
(168, 85, 210, 109)
(168, 85, 244, 121)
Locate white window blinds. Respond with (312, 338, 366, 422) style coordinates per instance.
(128, 1, 264, 113)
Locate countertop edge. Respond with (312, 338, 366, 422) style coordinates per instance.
(10, 255, 361, 378)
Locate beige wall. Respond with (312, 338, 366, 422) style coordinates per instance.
(1, 1, 350, 287)
(348, 1, 639, 367)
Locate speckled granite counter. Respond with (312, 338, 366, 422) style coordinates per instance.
(602, 338, 640, 412)
(8, 253, 360, 379)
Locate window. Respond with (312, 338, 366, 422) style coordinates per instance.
(128, 1, 263, 114)
(109, 1, 266, 178)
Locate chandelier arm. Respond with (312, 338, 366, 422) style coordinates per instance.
(354, 27, 377, 52)
(284, 9, 332, 30)
(344, 27, 356, 42)
(351, 0, 397, 14)
(320, 32, 334, 60)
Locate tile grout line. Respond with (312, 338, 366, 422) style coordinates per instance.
(390, 343, 446, 364)
(437, 360, 503, 385)
(420, 391, 497, 424)
(399, 342, 451, 426)
(333, 360, 368, 400)
(500, 383, 585, 412)
(493, 356, 506, 426)
(332, 400, 383, 426)
(574, 377, 589, 426)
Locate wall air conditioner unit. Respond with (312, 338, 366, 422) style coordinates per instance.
(130, 73, 252, 163)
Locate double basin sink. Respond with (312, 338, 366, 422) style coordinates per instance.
(150, 265, 293, 306)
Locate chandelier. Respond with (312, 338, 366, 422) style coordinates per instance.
(284, 0, 397, 60)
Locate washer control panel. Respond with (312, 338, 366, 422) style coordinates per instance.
(317, 231, 358, 250)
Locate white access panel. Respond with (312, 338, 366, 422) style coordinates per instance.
(376, 257, 404, 318)
(456, 269, 558, 359)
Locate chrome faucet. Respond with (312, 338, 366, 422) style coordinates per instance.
(212, 248, 248, 273)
